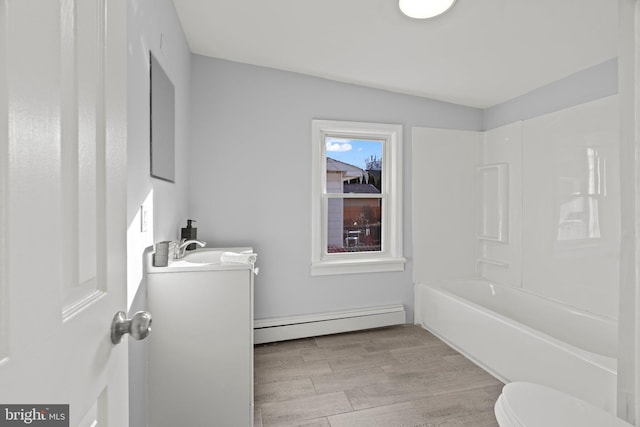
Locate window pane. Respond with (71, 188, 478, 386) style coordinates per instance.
(325, 138, 382, 194)
(327, 198, 382, 253)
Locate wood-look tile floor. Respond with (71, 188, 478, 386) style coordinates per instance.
(253, 325, 504, 427)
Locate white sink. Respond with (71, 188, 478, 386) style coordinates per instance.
(181, 250, 225, 264)
(167, 249, 226, 267)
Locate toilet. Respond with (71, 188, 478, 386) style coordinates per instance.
(494, 382, 633, 427)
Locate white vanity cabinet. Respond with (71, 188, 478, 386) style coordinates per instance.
(147, 249, 254, 427)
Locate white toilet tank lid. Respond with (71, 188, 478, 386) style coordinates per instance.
(500, 382, 633, 427)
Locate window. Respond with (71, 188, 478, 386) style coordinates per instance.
(311, 120, 405, 275)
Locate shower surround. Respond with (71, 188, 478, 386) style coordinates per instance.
(412, 94, 620, 411)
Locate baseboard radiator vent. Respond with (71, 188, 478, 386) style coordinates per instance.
(254, 304, 406, 344)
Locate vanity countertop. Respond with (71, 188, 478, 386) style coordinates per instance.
(146, 247, 255, 274)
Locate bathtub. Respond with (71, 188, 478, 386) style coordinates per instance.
(415, 279, 618, 412)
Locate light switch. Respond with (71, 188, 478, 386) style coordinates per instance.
(140, 205, 149, 232)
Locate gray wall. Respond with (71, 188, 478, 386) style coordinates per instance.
(127, 0, 191, 425)
(484, 58, 618, 130)
(127, 0, 192, 242)
(188, 55, 484, 323)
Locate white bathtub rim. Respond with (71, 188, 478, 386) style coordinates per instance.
(416, 280, 617, 375)
(427, 278, 617, 323)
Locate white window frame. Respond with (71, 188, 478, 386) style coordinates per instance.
(311, 119, 405, 275)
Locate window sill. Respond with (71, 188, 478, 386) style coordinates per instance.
(311, 256, 406, 276)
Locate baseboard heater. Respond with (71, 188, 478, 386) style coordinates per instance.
(253, 304, 406, 344)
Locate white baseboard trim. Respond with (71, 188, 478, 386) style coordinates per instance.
(253, 304, 406, 344)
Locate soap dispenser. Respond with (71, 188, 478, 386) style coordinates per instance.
(181, 219, 198, 251)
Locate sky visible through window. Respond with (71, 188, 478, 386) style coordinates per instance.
(326, 137, 382, 169)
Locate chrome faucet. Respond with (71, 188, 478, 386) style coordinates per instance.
(175, 239, 206, 258)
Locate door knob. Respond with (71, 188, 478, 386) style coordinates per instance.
(111, 311, 152, 344)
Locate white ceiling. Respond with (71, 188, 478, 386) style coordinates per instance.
(171, 0, 618, 109)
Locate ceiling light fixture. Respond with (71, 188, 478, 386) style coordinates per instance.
(398, 0, 456, 19)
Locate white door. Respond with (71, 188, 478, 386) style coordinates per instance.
(0, 0, 130, 425)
